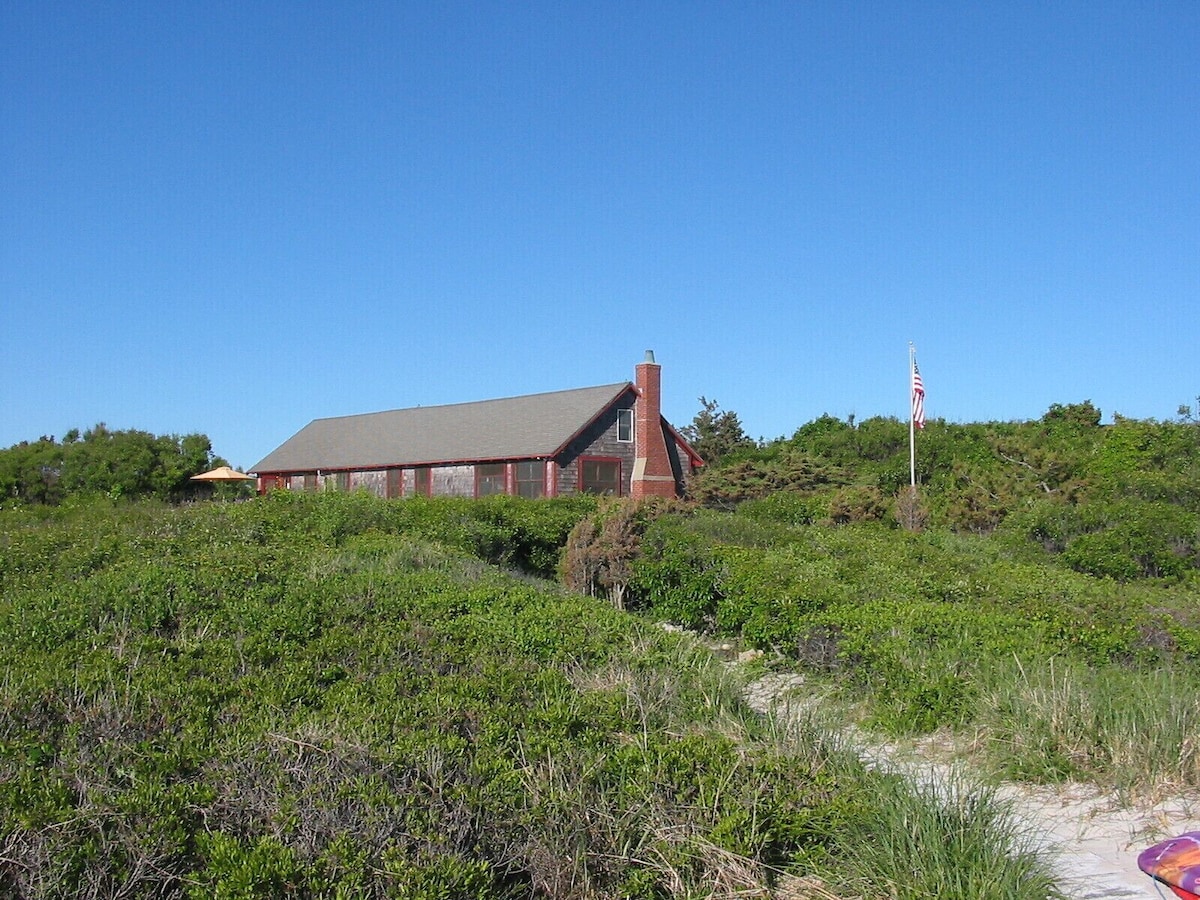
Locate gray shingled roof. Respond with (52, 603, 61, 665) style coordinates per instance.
(251, 383, 633, 473)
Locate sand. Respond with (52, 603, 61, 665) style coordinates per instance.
(743, 671, 1200, 899)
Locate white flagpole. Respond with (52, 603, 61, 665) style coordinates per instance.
(908, 342, 917, 490)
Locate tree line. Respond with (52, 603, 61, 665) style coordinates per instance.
(680, 397, 1200, 580)
(0, 424, 223, 504)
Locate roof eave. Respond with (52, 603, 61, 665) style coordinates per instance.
(252, 451, 563, 477)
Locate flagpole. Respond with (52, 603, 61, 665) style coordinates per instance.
(908, 342, 917, 490)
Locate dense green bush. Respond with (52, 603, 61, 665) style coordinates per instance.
(1005, 498, 1198, 580)
(1, 495, 1064, 898)
(685, 404, 1200, 579)
(628, 517, 723, 630)
(0, 426, 223, 505)
(7, 484, 1195, 894)
(627, 509, 1200, 760)
(736, 491, 827, 527)
(826, 485, 888, 524)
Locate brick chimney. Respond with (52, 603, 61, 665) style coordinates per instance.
(631, 350, 677, 499)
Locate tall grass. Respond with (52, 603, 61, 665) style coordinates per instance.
(976, 655, 1200, 798)
(786, 640, 1200, 800)
(836, 772, 1064, 900)
(746, 698, 1065, 900)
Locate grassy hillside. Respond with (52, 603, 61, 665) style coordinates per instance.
(643, 407, 1200, 797)
(616, 506, 1200, 794)
(0, 495, 1059, 899)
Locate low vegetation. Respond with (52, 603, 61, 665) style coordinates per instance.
(573, 398, 1200, 798)
(2, 398, 1197, 896)
(614, 509, 1200, 796)
(0, 495, 1061, 898)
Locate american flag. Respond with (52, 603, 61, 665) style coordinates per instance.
(911, 357, 926, 429)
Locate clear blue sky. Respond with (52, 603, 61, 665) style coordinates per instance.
(3, 2, 1197, 470)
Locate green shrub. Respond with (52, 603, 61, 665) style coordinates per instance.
(737, 492, 827, 526)
(826, 485, 888, 525)
(10, 497, 929, 896)
(1061, 529, 1144, 580)
(189, 833, 308, 899)
(630, 518, 723, 630)
(5, 490, 1197, 895)
(1059, 501, 1197, 580)
(1002, 498, 1084, 553)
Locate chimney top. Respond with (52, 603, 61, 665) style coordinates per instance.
(643, 350, 656, 363)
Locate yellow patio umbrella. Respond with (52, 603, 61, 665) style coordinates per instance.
(190, 466, 255, 482)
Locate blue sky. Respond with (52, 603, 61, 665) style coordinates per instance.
(3, 2, 1197, 470)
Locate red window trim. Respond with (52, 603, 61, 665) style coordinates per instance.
(475, 462, 508, 498)
(515, 459, 547, 499)
(577, 455, 623, 497)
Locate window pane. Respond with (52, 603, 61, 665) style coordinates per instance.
(581, 459, 620, 495)
(617, 409, 633, 442)
(516, 460, 544, 498)
(477, 463, 506, 496)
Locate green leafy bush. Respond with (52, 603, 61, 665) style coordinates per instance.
(13, 496, 1047, 898)
(1060, 501, 1196, 580)
(737, 492, 827, 526)
(629, 518, 723, 630)
(0, 489, 1184, 894)
(826, 485, 888, 525)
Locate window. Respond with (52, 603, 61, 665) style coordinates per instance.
(386, 468, 403, 499)
(303, 474, 317, 492)
(476, 463, 506, 497)
(516, 460, 544, 498)
(413, 467, 431, 496)
(335, 471, 350, 492)
(580, 458, 621, 495)
(616, 408, 633, 442)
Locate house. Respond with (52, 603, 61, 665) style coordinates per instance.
(250, 351, 703, 499)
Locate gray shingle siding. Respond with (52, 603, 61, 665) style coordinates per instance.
(433, 466, 474, 498)
(556, 390, 638, 495)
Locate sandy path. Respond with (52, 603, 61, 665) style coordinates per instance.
(743, 672, 1200, 899)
